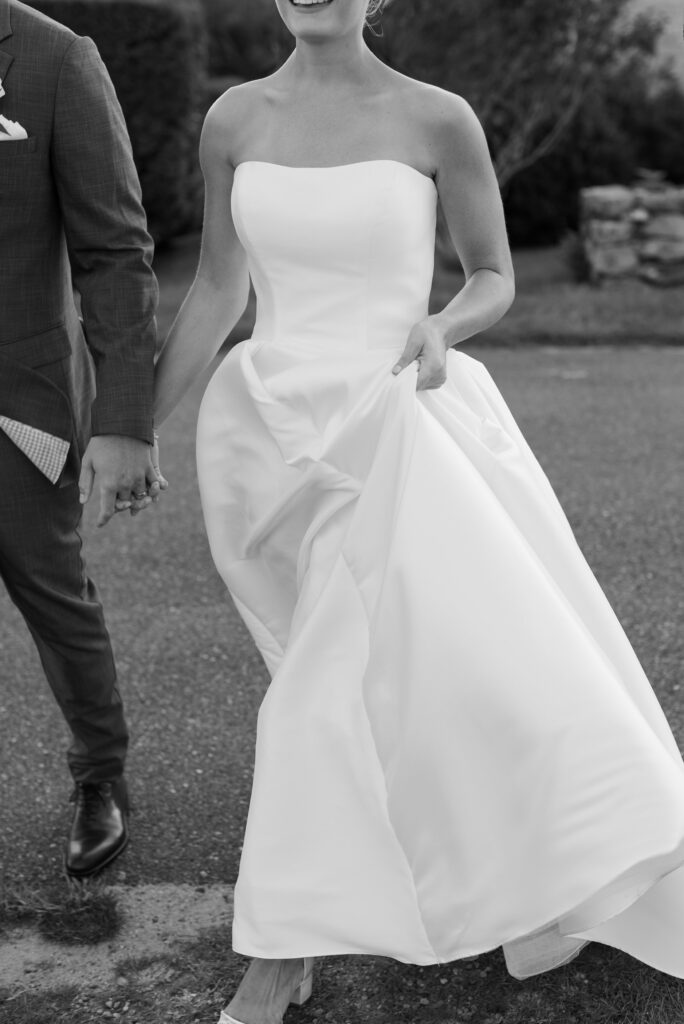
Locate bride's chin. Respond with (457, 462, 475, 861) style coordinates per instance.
(276, 0, 364, 38)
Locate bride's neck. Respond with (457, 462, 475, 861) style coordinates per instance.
(283, 35, 379, 91)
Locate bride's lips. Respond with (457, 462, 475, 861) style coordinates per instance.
(289, 0, 336, 9)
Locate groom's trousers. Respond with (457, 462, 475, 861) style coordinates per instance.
(0, 429, 128, 785)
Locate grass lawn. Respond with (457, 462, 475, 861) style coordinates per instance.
(154, 234, 683, 344)
(433, 245, 684, 345)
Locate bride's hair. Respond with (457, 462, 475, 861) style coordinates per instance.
(366, 0, 385, 19)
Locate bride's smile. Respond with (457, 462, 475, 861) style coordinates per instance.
(276, 0, 372, 38)
(289, 0, 336, 9)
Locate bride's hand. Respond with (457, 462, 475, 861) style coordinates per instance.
(392, 318, 449, 391)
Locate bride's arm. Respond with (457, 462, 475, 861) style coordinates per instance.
(430, 92, 515, 345)
(393, 90, 515, 389)
(153, 98, 250, 427)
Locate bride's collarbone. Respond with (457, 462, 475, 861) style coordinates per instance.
(260, 79, 413, 130)
(233, 80, 438, 177)
(242, 108, 430, 170)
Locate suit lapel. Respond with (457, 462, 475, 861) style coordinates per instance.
(0, 50, 14, 88)
(0, 0, 13, 92)
(0, 0, 12, 41)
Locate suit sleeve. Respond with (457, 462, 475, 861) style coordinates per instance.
(51, 35, 159, 444)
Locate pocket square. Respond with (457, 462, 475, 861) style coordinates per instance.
(0, 416, 70, 483)
(0, 114, 28, 140)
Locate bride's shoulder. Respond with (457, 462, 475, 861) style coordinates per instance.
(388, 74, 489, 171)
(200, 79, 272, 167)
(204, 71, 289, 124)
(379, 70, 491, 181)
(392, 74, 480, 139)
(203, 79, 269, 132)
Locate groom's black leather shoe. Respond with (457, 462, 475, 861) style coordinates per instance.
(65, 779, 129, 878)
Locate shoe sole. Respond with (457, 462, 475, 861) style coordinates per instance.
(64, 830, 130, 880)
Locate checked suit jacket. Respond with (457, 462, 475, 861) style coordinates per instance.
(0, 0, 158, 470)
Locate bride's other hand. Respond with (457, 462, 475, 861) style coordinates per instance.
(392, 318, 449, 391)
(148, 431, 168, 501)
(127, 433, 168, 516)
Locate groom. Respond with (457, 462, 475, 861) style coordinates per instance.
(0, 0, 161, 876)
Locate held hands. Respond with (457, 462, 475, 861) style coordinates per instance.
(392, 317, 450, 391)
(78, 434, 169, 528)
(120, 431, 168, 518)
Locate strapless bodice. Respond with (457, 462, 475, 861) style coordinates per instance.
(231, 160, 437, 353)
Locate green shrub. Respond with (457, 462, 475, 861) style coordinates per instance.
(30, 0, 207, 244)
(504, 96, 637, 246)
(613, 74, 684, 185)
(505, 67, 684, 246)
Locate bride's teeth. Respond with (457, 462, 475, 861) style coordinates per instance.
(291, 0, 333, 6)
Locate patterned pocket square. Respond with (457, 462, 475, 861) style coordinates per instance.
(0, 417, 70, 483)
(0, 114, 28, 140)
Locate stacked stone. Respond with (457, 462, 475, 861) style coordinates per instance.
(580, 183, 684, 286)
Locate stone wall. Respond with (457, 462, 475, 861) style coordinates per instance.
(580, 184, 684, 286)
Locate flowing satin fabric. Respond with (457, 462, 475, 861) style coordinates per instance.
(196, 160, 684, 977)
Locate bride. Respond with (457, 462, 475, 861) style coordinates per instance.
(153, 0, 684, 1021)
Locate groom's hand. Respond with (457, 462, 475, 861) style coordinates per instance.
(78, 435, 164, 528)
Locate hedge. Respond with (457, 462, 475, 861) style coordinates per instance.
(30, 0, 207, 244)
(195, 0, 291, 79)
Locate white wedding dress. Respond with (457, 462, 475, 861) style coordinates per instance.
(196, 159, 684, 979)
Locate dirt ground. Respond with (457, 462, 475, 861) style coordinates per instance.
(1, 883, 234, 993)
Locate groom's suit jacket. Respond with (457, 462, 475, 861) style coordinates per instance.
(0, 0, 157, 470)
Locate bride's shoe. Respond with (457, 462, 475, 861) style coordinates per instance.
(218, 958, 315, 1024)
(289, 957, 314, 1005)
